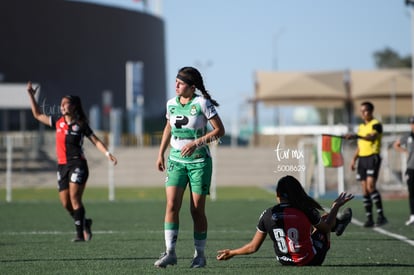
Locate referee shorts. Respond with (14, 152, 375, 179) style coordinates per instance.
(356, 154, 381, 181)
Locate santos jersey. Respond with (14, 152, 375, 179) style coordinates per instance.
(257, 203, 322, 266)
(51, 116, 93, 164)
(166, 95, 218, 163)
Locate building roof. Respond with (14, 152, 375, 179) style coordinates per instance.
(254, 68, 412, 116)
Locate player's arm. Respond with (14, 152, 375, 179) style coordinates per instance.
(344, 133, 358, 140)
(359, 123, 382, 142)
(88, 134, 118, 165)
(203, 114, 225, 143)
(359, 132, 378, 142)
(350, 147, 359, 171)
(27, 81, 51, 126)
(393, 138, 407, 154)
(181, 114, 225, 157)
(315, 192, 354, 234)
(216, 230, 266, 261)
(193, 114, 225, 149)
(345, 133, 373, 140)
(345, 123, 382, 141)
(157, 121, 171, 171)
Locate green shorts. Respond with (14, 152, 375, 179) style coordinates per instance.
(165, 156, 212, 195)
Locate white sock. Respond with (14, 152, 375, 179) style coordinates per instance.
(165, 229, 178, 253)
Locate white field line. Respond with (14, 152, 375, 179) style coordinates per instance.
(352, 218, 414, 246)
(1, 230, 119, 235)
(0, 229, 253, 236)
(2, 222, 414, 247)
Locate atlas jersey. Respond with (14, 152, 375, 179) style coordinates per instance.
(166, 95, 217, 163)
(51, 116, 93, 164)
(257, 203, 322, 266)
(357, 119, 382, 156)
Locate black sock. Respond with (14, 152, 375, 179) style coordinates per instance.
(370, 191, 384, 217)
(73, 207, 85, 239)
(363, 195, 373, 221)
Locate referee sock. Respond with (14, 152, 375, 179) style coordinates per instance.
(363, 195, 373, 221)
(370, 190, 385, 217)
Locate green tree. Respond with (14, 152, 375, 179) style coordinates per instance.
(373, 47, 411, 68)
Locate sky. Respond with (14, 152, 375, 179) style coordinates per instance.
(72, 0, 412, 130)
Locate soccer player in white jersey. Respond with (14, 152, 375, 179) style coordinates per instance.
(154, 66, 225, 268)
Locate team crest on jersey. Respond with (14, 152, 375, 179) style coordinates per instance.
(72, 124, 80, 132)
(190, 105, 197, 116)
(271, 213, 280, 221)
(59, 122, 66, 128)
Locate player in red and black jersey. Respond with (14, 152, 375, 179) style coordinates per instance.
(217, 175, 353, 266)
(27, 81, 117, 242)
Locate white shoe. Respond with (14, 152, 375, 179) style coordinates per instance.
(154, 251, 177, 268)
(190, 255, 206, 268)
(405, 216, 414, 226)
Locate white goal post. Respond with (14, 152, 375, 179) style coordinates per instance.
(6, 135, 13, 202)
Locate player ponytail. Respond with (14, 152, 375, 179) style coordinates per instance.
(177, 66, 219, 107)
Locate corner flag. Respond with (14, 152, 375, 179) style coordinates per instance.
(321, 134, 344, 167)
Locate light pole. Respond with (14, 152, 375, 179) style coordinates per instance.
(272, 28, 285, 145)
(273, 28, 285, 70)
(406, 0, 414, 114)
(343, 69, 353, 132)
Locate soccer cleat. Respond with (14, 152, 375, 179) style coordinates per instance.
(154, 251, 177, 268)
(405, 216, 414, 226)
(335, 208, 352, 236)
(84, 218, 93, 241)
(72, 236, 85, 242)
(363, 219, 374, 228)
(375, 216, 388, 227)
(190, 255, 206, 268)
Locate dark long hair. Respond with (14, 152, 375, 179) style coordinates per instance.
(276, 175, 323, 212)
(177, 66, 219, 107)
(64, 95, 88, 125)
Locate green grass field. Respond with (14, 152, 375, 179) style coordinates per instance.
(1, 186, 414, 274)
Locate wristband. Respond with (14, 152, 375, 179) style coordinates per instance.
(105, 151, 110, 157)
